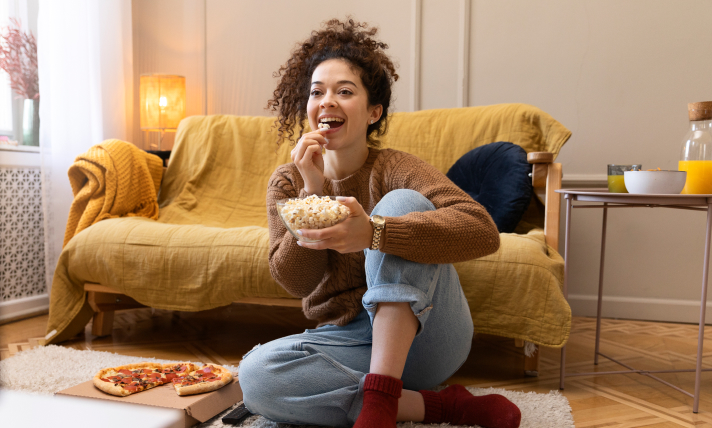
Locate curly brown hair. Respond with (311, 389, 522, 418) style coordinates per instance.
(267, 18, 399, 147)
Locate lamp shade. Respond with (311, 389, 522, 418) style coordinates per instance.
(140, 74, 186, 131)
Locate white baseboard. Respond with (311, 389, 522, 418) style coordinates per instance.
(568, 293, 712, 325)
(0, 294, 49, 324)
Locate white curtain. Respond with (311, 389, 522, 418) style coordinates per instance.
(38, 0, 133, 293)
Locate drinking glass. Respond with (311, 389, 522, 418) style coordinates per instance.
(607, 164, 642, 193)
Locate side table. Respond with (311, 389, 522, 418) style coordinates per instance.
(556, 188, 712, 413)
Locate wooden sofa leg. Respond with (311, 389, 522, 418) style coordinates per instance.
(85, 283, 147, 338)
(91, 310, 115, 337)
(515, 339, 540, 376)
(524, 346, 540, 377)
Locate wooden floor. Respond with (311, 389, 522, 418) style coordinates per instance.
(2, 306, 712, 427)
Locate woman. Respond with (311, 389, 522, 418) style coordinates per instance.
(238, 18, 521, 428)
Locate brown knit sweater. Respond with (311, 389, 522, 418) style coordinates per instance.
(266, 148, 500, 327)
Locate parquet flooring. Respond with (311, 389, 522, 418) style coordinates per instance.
(2, 306, 712, 426)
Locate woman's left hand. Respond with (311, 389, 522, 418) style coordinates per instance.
(296, 196, 374, 253)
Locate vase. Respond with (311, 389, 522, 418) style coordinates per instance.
(22, 98, 39, 146)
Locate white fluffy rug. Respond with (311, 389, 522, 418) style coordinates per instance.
(0, 346, 574, 427)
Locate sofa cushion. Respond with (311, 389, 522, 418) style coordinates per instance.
(446, 142, 532, 233)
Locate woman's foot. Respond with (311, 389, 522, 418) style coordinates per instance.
(354, 373, 403, 428)
(420, 384, 521, 428)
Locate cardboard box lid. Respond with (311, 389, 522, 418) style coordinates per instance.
(56, 378, 242, 423)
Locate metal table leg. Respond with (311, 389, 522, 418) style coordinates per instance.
(693, 202, 712, 413)
(560, 195, 573, 390)
(594, 203, 608, 365)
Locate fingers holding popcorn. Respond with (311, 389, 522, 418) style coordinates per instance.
(291, 130, 328, 194)
(291, 129, 328, 163)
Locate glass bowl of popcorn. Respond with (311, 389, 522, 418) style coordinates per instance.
(276, 195, 351, 243)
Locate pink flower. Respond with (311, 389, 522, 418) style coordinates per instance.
(0, 18, 38, 100)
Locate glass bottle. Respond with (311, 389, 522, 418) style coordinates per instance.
(680, 102, 712, 194)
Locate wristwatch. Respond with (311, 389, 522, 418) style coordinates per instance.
(369, 215, 385, 250)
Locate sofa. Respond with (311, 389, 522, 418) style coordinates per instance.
(46, 103, 571, 375)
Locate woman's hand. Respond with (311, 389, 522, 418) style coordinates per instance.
(296, 197, 374, 253)
(291, 129, 328, 195)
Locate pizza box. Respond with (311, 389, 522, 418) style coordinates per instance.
(55, 377, 242, 428)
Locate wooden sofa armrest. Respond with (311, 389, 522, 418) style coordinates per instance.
(521, 151, 563, 376)
(527, 152, 562, 252)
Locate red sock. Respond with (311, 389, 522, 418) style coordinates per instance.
(354, 373, 403, 428)
(420, 384, 521, 428)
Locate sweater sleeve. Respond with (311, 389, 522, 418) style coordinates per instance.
(377, 150, 500, 264)
(266, 165, 329, 298)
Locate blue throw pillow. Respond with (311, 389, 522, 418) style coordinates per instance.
(446, 142, 532, 233)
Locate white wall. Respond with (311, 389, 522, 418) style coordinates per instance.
(206, 0, 416, 116)
(470, 0, 712, 179)
(132, 0, 712, 324)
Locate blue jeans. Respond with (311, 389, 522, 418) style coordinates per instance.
(239, 189, 474, 427)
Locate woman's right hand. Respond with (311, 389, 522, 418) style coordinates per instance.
(291, 129, 328, 195)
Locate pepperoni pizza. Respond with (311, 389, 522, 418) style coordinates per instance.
(93, 362, 232, 397)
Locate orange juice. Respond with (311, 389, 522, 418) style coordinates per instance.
(607, 175, 628, 193)
(679, 160, 712, 194)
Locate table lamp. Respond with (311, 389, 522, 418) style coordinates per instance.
(139, 74, 186, 150)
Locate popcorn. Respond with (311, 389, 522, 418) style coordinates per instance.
(317, 123, 329, 153)
(280, 195, 350, 230)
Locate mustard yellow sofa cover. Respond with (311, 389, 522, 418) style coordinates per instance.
(46, 103, 571, 347)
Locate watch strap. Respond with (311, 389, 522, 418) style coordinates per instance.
(370, 217, 384, 250)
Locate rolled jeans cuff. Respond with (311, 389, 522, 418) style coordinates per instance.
(361, 283, 434, 335)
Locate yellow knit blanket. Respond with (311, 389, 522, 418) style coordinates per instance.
(63, 139, 163, 247)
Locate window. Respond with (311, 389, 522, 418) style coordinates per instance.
(0, 0, 38, 146)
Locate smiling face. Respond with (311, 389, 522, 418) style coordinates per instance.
(307, 59, 382, 152)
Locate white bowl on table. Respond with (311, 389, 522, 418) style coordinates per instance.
(623, 170, 687, 194)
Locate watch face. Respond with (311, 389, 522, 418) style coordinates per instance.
(372, 215, 385, 226)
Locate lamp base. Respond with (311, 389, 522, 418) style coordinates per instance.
(141, 129, 176, 151)
(145, 149, 171, 167)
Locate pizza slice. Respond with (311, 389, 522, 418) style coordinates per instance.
(93, 362, 169, 397)
(172, 363, 234, 396)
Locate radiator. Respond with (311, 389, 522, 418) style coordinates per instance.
(0, 167, 46, 304)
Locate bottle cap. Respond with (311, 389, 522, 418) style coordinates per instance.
(688, 102, 712, 121)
